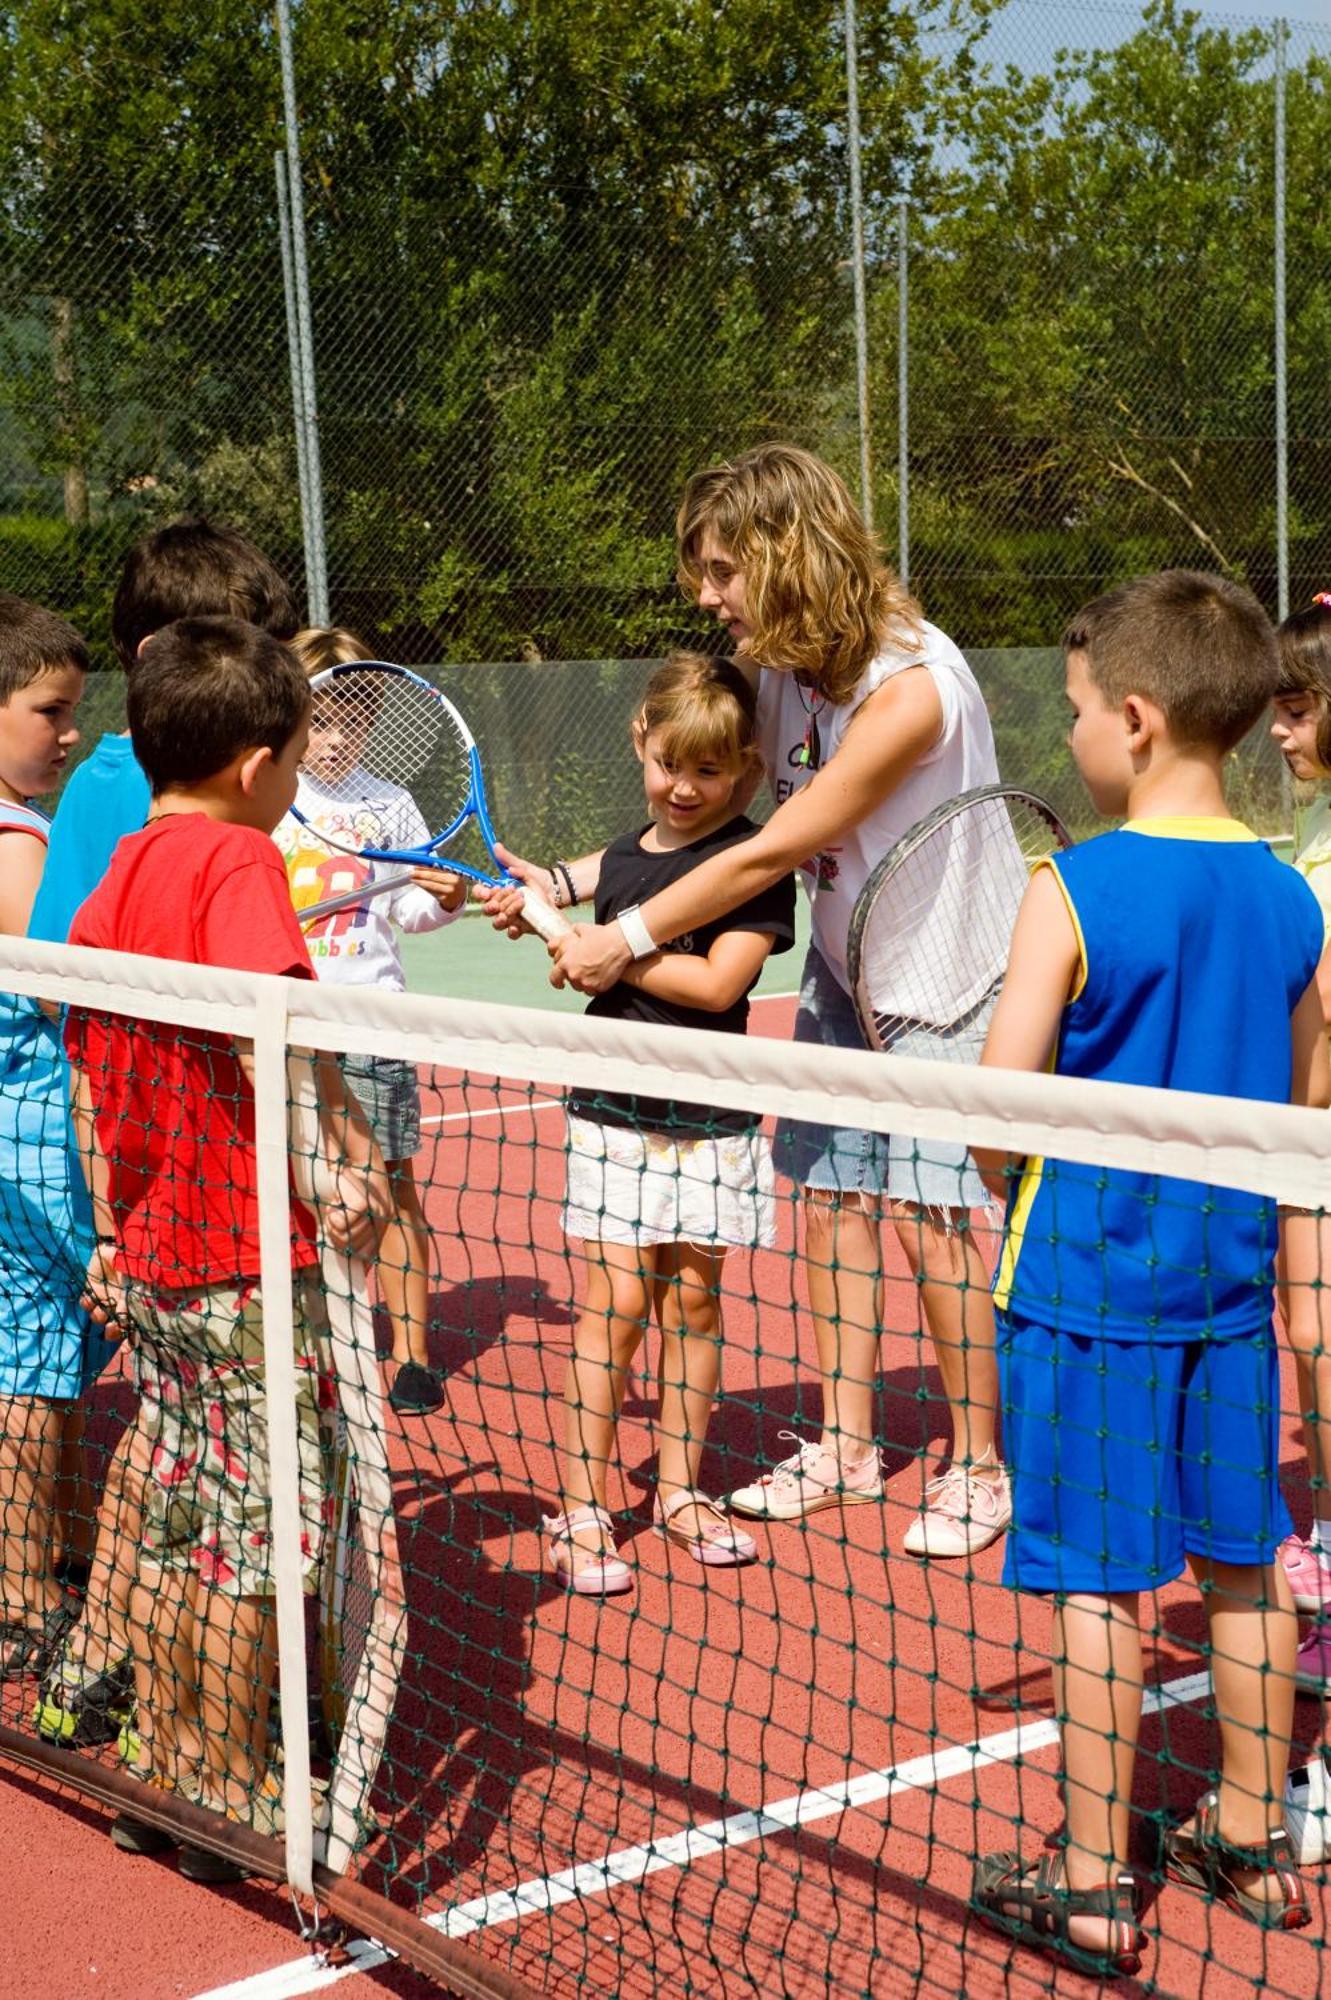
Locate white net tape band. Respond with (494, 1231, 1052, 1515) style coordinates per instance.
(5, 934, 1330, 1210)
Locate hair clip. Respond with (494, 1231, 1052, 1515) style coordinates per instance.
(1313, 592, 1331, 608)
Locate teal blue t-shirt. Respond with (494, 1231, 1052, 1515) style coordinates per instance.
(27, 734, 151, 944)
(994, 818, 1324, 1343)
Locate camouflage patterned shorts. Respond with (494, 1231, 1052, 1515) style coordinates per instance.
(125, 1269, 329, 1601)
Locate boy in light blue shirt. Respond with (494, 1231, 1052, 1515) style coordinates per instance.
(28, 518, 296, 943)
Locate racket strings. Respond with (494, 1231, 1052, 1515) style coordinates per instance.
(304, 669, 474, 853)
(859, 795, 1066, 1054)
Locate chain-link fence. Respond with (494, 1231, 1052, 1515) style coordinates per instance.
(67, 646, 1287, 854)
(0, 0, 1324, 821)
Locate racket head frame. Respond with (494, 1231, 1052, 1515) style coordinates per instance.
(289, 660, 497, 876)
(846, 782, 1072, 1055)
(286, 659, 569, 936)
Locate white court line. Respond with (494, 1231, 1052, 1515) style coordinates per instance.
(187, 1666, 1211, 1998)
(421, 1096, 562, 1127)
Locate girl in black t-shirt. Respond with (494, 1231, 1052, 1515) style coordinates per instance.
(545, 654, 796, 1595)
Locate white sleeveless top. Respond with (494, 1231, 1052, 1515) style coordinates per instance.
(755, 621, 999, 996)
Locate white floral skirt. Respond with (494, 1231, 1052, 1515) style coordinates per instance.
(562, 1115, 777, 1249)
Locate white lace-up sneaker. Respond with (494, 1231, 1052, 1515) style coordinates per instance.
(726, 1430, 884, 1520)
(902, 1453, 1012, 1557)
(1286, 1747, 1331, 1865)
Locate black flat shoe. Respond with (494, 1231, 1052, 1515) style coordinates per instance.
(389, 1362, 444, 1415)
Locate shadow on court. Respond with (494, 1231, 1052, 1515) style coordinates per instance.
(368, 1272, 574, 1381)
(611, 1362, 960, 1501)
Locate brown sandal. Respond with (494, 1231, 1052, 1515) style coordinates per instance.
(1163, 1790, 1310, 1932)
(972, 1847, 1145, 1979)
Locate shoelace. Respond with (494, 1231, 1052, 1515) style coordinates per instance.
(763, 1431, 820, 1484)
(768, 1432, 882, 1487)
(922, 1464, 995, 1520)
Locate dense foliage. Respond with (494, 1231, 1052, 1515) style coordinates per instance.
(0, 1, 1326, 664)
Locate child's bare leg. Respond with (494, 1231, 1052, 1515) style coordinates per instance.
(1056, 1592, 1143, 1895)
(377, 1158, 432, 1372)
(53, 1404, 94, 1571)
(1294, 1353, 1331, 1528)
(653, 1246, 726, 1538)
(1279, 1212, 1331, 1532)
(890, 1205, 1001, 1472)
(560, 1243, 652, 1560)
(62, 1416, 147, 1675)
(985, 1593, 1143, 1955)
(964, 1590, 1145, 1954)
(803, 1194, 882, 1460)
(195, 1589, 276, 1817)
(128, 1565, 202, 1788)
(1181, 1555, 1298, 1902)
(0, 1395, 65, 1628)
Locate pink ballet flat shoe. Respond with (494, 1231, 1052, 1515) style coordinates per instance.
(654, 1487, 759, 1567)
(541, 1503, 633, 1597)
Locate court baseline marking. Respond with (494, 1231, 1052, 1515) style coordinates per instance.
(422, 1098, 561, 1127)
(188, 1667, 1211, 1998)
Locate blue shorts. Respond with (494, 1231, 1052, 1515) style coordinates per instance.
(999, 1314, 1292, 1595)
(773, 947, 988, 1209)
(0, 1004, 116, 1402)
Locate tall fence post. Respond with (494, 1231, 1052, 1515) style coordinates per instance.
(843, 0, 872, 528)
(276, 0, 329, 624)
(897, 194, 910, 588)
(1274, 16, 1289, 623)
(275, 151, 317, 612)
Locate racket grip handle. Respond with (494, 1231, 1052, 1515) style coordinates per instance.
(519, 886, 571, 943)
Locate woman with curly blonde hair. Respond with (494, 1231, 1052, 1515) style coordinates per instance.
(499, 442, 1010, 1561)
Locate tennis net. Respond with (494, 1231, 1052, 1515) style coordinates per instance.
(0, 933, 1328, 1997)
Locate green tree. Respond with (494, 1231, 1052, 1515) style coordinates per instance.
(883, 0, 1331, 644)
(0, 1, 997, 657)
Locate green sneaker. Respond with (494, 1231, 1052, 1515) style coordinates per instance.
(35, 1648, 134, 1749)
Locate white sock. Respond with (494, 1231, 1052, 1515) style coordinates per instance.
(1311, 1519, 1331, 1569)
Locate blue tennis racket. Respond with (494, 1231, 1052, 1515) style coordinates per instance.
(289, 661, 568, 940)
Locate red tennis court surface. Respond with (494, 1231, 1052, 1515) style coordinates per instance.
(4, 993, 1329, 1997)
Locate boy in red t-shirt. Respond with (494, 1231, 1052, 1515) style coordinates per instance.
(64, 616, 389, 1872)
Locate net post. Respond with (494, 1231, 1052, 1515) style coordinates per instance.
(252, 972, 316, 1900)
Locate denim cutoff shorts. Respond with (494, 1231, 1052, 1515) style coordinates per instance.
(340, 1052, 422, 1162)
(773, 946, 988, 1210)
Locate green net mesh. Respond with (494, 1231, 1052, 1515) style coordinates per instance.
(1, 937, 1328, 1996)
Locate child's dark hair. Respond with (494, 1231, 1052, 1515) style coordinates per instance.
(0, 594, 89, 703)
(129, 617, 309, 796)
(1275, 599, 1331, 767)
(1063, 570, 1276, 753)
(111, 519, 297, 669)
(637, 651, 758, 769)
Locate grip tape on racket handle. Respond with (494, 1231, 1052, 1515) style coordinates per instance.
(519, 886, 571, 943)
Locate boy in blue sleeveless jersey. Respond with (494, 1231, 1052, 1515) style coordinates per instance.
(972, 572, 1325, 1972)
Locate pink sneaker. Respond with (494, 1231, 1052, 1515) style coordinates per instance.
(902, 1454, 1012, 1558)
(726, 1431, 884, 1520)
(1280, 1535, 1331, 1615)
(1294, 1618, 1331, 1693)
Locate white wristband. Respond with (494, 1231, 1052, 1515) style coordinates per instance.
(616, 904, 658, 961)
